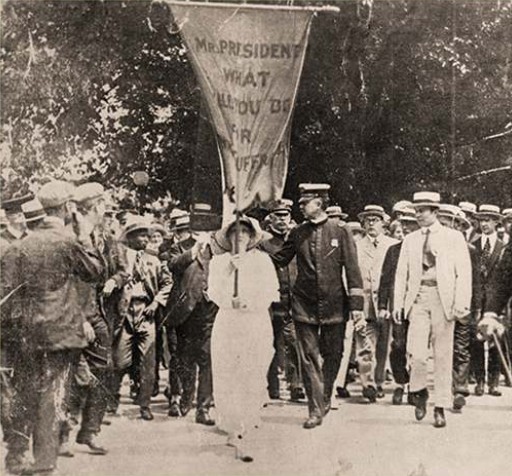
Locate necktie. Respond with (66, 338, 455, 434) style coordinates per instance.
(135, 251, 146, 280)
(373, 238, 379, 248)
(422, 229, 435, 270)
(481, 238, 491, 275)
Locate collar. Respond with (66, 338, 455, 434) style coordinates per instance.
(482, 232, 497, 250)
(421, 220, 442, 234)
(269, 225, 287, 237)
(309, 213, 328, 225)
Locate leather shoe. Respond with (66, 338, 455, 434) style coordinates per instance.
(489, 386, 502, 397)
(433, 407, 446, 428)
(474, 382, 484, 396)
(336, 386, 351, 399)
(6, 454, 31, 475)
(196, 410, 215, 426)
(407, 391, 415, 406)
(324, 401, 331, 416)
(20, 465, 56, 475)
(376, 386, 385, 399)
(362, 385, 377, 403)
(140, 407, 154, 421)
(268, 390, 280, 400)
(168, 402, 182, 417)
(413, 388, 429, 421)
(303, 415, 322, 429)
(58, 441, 74, 458)
(392, 387, 404, 405)
(290, 387, 306, 401)
(180, 402, 193, 417)
(453, 394, 466, 411)
(76, 434, 108, 455)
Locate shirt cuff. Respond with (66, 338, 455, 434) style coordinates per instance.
(348, 288, 364, 311)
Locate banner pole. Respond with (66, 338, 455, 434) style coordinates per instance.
(163, 1, 341, 14)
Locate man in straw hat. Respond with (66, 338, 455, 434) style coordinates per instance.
(111, 217, 172, 421)
(356, 204, 399, 402)
(259, 199, 305, 402)
(470, 204, 505, 397)
(161, 204, 219, 425)
(272, 184, 364, 429)
(0, 180, 104, 474)
(378, 207, 419, 405)
(393, 192, 471, 428)
(21, 199, 46, 232)
(438, 204, 482, 411)
(459, 201, 480, 244)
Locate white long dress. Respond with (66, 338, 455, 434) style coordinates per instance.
(208, 248, 279, 437)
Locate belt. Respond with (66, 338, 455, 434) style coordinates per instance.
(420, 279, 437, 287)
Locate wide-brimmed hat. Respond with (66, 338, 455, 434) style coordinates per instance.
(358, 205, 386, 221)
(120, 217, 150, 242)
(476, 204, 502, 221)
(149, 222, 168, 238)
(458, 201, 477, 216)
(22, 199, 47, 223)
(412, 191, 441, 209)
(455, 210, 471, 230)
(326, 206, 348, 220)
(212, 216, 271, 252)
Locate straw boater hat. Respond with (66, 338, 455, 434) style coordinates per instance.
(326, 206, 348, 220)
(458, 201, 477, 217)
(1, 193, 34, 215)
(502, 208, 512, 221)
(398, 207, 418, 223)
(357, 205, 386, 222)
(411, 191, 441, 208)
(171, 212, 191, 232)
(438, 204, 461, 219)
(212, 216, 271, 253)
(22, 199, 47, 224)
(346, 221, 364, 234)
(392, 200, 413, 214)
(476, 204, 502, 221)
(120, 217, 150, 242)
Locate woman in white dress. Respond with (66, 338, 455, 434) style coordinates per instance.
(208, 217, 279, 462)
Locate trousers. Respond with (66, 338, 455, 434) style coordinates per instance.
(267, 302, 302, 395)
(113, 301, 156, 408)
(7, 350, 78, 471)
(166, 327, 183, 400)
(452, 320, 471, 396)
(295, 321, 346, 418)
(407, 285, 454, 408)
(174, 299, 217, 410)
(390, 320, 409, 385)
(470, 324, 501, 387)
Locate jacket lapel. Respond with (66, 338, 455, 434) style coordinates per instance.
(488, 239, 504, 272)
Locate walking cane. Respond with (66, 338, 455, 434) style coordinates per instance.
(492, 331, 512, 386)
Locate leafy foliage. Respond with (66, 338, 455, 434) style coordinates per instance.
(1, 0, 511, 216)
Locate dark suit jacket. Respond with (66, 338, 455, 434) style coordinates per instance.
(162, 236, 212, 327)
(378, 242, 402, 311)
(272, 217, 364, 325)
(486, 244, 512, 314)
(474, 236, 505, 310)
(0, 218, 104, 351)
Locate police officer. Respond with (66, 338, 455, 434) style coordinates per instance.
(259, 199, 304, 401)
(272, 184, 365, 429)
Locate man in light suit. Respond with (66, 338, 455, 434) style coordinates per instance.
(394, 192, 471, 428)
(356, 205, 398, 401)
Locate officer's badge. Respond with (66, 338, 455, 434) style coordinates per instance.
(331, 238, 339, 247)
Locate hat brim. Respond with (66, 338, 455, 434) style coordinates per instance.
(412, 202, 441, 209)
(213, 217, 271, 253)
(476, 212, 502, 221)
(357, 211, 386, 221)
(120, 225, 150, 242)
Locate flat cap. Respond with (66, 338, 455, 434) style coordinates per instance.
(37, 181, 75, 210)
(73, 182, 104, 203)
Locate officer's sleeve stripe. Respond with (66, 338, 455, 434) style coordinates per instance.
(349, 288, 364, 297)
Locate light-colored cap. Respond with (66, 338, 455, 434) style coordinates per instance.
(326, 205, 348, 219)
(346, 221, 364, 233)
(73, 182, 105, 203)
(458, 201, 477, 215)
(392, 200, 413, 213)
(412, 192, 441, 208)
(358, 205, 386, 221)
(438, 204, 461, 218)
(398, 207, 417, 223)
(37, 181, 75, 210)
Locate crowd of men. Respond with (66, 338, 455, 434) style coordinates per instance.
(0, 180, 511, 474)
